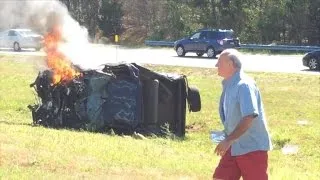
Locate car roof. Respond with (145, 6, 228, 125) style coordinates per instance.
(199, 28, 234, 32)
(10, 29, 32, 32)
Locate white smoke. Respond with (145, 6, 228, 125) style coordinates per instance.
(0, 0, 89, 43)
(0, 0, 114, 70)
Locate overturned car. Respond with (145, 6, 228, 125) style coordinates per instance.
(28, 63, 201, 137)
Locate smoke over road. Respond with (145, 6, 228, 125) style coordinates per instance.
(0, 0, 112, 70)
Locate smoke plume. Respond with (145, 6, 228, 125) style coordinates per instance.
(0, 0, 113, 70)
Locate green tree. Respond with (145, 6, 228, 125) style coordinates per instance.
(257, 0, 287, 44)
(98, 0, 124, 41)
(306, 0, 320, 45)
(163, 0, 202, 40)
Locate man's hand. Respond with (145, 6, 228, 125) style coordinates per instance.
(214, 139, 233, 156)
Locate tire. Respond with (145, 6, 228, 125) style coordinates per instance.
(207, 47, 215, 58)
(13, 42, 21, 51)
(187, 86, 201, 112)
(308, 58, 319, 70)
(176, 45, 185, 57)
(196, 52, 204, 57)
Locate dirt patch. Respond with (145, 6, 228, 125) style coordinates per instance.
(0, 144, 37, 167)
(186, 123, 204, 132)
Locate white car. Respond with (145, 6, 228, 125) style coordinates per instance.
(0, 29, 43, 51)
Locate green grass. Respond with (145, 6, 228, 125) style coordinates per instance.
(0, 55, 319, 179)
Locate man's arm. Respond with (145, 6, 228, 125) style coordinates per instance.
(227, 82, 259, 142)
(225, 114, 257, 143)
(214, 114, 256, 156)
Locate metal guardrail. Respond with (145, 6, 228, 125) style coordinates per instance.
(238, 44, 320, 52)
(144, 40, 320, 52)
(145, 40, 175, 47)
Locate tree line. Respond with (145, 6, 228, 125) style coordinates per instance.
(64, 0, 320, 45)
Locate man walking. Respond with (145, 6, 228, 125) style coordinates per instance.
(213, 49, 272, 180)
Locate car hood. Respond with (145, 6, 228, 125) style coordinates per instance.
(24, 34, 42, 38)
(304, 50, 320, 57)
(22, 35, 43, 41)
(175, 37, 189, 44)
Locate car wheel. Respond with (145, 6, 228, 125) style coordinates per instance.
(207, 47, 215, 58)
(308, 58, 319, 70)
(187, 86, 201, 112)
(176, 45, 185, 57)
(13, 42, 21, 51)
(196, 52, 204, 57)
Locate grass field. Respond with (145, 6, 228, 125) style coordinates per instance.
(0, 55, 319, 179)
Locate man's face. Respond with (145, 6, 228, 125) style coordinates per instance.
(215, 54, 234, 78)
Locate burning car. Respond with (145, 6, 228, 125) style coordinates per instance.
(28, 63, 201, 137)
(28, 25, 201, 137)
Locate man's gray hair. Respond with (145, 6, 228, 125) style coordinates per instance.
(220, 49, 242, 69)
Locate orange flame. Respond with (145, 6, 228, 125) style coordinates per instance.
(44, 26, 80, 85)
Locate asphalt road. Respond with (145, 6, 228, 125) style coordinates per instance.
(0, 46, 319, 75)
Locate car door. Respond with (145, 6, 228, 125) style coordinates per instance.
(198, 31, 208, 52)
(0, 32, 3, 47)
(184, 32, 200, 51)
(3, 31, 11, 48)
(5, 30, 19, 48)
(0, 31, 8, 47)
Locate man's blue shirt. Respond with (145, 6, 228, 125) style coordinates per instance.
(219, 70, 272, 156)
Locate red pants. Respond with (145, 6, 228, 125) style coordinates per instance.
(213, 148, 268, 180)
